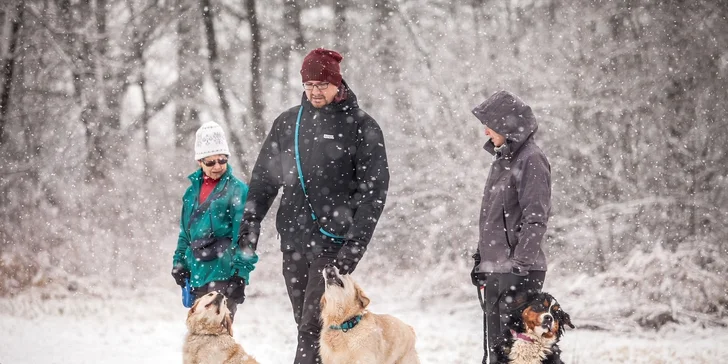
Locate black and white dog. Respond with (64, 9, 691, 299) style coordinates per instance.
(494, 292, 574, 364)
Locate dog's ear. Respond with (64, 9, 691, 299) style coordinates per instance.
(188, 299, 199, 317)
(556, 307, 575, 330)
(222, 313, 234, 336)
(355, 283, 370, 308)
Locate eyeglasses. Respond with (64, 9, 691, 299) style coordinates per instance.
(201, 158, 228, 167)
(303, 82, 330, 91)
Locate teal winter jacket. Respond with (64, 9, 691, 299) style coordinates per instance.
(173, 167, 258, 287)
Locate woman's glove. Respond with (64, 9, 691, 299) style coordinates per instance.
(171, 264, 190, 287)
(470, 252, 487, 287)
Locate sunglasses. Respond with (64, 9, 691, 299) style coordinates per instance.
(201, 158, 228, 167)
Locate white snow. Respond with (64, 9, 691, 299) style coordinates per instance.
(1, 262, 726, 364)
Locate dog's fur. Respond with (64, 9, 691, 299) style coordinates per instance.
(319, 264, 420, 364)
(494, 291, 574, 364)
(183, 292, 259, 364)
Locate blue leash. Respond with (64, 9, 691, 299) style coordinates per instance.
(295, 106, 345, 242)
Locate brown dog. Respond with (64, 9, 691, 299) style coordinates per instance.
(319, 264, 420, 364)
(183, 292, 259, 364)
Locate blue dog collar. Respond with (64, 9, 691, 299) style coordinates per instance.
(329, 314, 363, 333)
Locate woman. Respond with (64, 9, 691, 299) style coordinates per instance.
(171, 121, 257, 318)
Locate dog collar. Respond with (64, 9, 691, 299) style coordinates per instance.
(329, 314, 363, 333)
(511, 329, 535, 343)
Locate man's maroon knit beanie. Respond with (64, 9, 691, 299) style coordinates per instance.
(300, 48, 343, 88)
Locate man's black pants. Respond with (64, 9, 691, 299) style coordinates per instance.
(282, 250, 337, 364)
(481, 271, 546, 364)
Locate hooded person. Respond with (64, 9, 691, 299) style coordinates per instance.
(238, 48, 390, 364)
(171, 121, 258, 319)
(470, 91, 552, 364)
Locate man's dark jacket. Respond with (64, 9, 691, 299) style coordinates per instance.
(241, 81, 389, 254)
(471, 91, 551, 274)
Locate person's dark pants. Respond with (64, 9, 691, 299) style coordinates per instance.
(481, 271, 546, 364)
(282, 249, 337, 364)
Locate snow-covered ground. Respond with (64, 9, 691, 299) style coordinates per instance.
(1, 263, 726, 364)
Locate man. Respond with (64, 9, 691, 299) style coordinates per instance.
(239, 48, 389, 364)
(171, 121, 257, 319)
(470, 91, 552, 364)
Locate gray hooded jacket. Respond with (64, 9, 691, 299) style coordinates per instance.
(471, 91, 551, 274)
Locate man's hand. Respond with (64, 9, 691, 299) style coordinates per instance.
(335, 240, 366, 275)
(238, 221, 260, 253)
(171, 264, 190, 287)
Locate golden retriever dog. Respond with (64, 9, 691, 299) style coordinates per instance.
(183, 291, 259, 364)
(319, 264, 420, 364)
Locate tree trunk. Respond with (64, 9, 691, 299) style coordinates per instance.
(0, 1, 22, 144)
(333, 0, 347, 54)
(201, 0, 248, 173)
(283, 0, 305, 50)
(244, 0, 265, 142)
(201, 0, 231, 125)
(279, 0, 306, 106)
(59, 0, 106, 179)
(174, 0, 204, 152)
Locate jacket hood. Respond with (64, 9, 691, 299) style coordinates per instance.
(300, 79, 359, 113)
(471, 91, 538, 156)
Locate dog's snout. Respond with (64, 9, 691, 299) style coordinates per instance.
(542, 315, 553, 327)
(323, 264, 344, 287)
(324, 264, 338, 278)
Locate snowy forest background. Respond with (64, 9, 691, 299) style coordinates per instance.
(1, 0, 727, 338)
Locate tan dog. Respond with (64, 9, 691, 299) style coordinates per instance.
(319, 264, 420, 364)
(183, 292, 259, 364)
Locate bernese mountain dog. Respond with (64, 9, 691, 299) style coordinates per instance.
(494, 291, 574, 364)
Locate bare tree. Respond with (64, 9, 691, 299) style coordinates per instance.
(274, 0, 305, 109)
(200, 0, 249, 174)
(333, 0, 347, 54)
(283, 0, 304, 51)
(201, 0, 231, 125)
(244, 0, 265, 142)
(174, 0, 204, 151)
(0, 1, 23, 144)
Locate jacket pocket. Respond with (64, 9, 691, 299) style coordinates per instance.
(502, 206, 513, 251)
